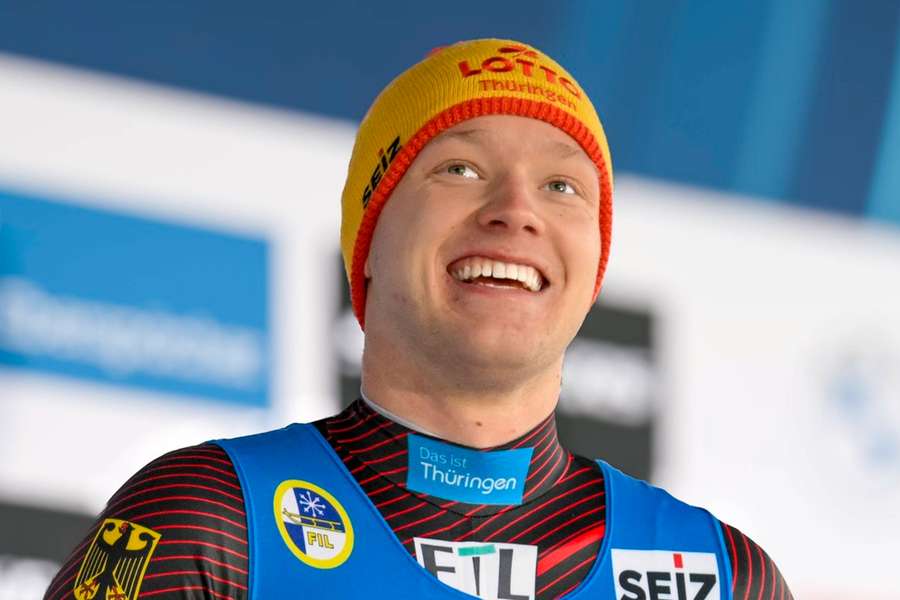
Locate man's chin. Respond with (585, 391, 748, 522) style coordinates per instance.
(438, 328, 554, 374)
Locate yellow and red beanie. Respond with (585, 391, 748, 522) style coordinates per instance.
(340, 38, 613, 328)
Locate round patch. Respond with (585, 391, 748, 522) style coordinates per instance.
(274, 479, 354, 569)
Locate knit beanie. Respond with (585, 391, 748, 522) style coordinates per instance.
(340, 39, 613, 328)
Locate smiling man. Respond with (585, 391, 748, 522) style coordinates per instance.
(359, 114, 602, 450)
(46, 40, 793, 600)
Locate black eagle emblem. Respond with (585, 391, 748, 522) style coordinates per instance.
(73, 518, 161, 600)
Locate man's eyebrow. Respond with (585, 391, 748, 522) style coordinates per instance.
(547, 140, 582, 160)
(432, 128, 585, 160)
(431, 128, 489, 145)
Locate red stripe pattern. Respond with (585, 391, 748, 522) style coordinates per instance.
(317, 399, 607, 599)
(43, 445, 249, 600)
(721, 522, 794, 600)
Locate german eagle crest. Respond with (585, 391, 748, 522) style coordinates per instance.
(73, 518, 161, 600)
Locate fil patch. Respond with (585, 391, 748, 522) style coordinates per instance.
(611, 549, 720, 600)
(274, 480, 354, 569)
(73, 518, 161, 600)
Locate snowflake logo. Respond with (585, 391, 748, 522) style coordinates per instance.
(298, 490, 326, 517)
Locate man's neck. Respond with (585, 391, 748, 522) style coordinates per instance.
(360, 348, 562, 448)
(359, 391, 439, 437)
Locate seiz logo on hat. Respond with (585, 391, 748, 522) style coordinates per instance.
(457, 45, 582, 99)
(611, 549, 720, 600)
(361, 135, 402, 207)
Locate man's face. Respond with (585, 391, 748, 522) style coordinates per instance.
(364, 115, 601, 377)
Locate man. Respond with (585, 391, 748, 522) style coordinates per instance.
(46, 39, 793, 600)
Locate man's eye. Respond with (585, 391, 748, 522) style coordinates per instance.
(446, 164, 479, 179)
(546, 180, 576, 194)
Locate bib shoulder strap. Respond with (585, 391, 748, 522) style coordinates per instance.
(213, 424, 328, 599)
(597, 460, 734, 599)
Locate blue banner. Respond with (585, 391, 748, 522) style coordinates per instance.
(0, 189, 270, 406)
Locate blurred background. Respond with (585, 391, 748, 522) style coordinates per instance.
(1, 1, 899, 598)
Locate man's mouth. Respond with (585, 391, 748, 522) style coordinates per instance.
(448, 256, 546, 292)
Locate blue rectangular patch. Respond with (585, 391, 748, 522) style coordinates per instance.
(0, 189, 270, 406)
(406, 434, 533, 505)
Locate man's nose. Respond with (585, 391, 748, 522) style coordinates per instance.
(475, 174, 544, 235)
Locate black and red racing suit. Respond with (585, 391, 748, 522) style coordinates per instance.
(45, 399, 793, 599)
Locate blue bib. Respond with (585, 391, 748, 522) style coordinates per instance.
(215, 424, 733, 599)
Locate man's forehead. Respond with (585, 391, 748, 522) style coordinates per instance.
(430, 121, 586, 162)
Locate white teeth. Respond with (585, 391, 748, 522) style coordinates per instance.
(449, 257, 545, 292)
